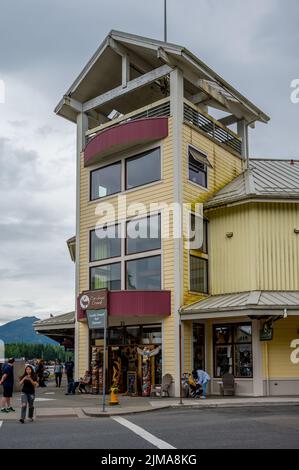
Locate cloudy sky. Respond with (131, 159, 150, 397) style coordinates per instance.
(0, 0, 298, 325)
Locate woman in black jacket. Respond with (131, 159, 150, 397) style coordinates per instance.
(19, 365, 37, 423)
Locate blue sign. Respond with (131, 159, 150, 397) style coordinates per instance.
(86, 309, 107, 330)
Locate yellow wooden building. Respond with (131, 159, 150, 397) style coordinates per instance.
(54, 31, 299, 397)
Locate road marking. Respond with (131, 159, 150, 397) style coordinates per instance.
(112, 416, 176, 449)
(0, 421, 3, 429)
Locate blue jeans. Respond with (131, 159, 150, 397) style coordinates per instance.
(21, 393, 35, 419)
(202, 382, 207, 398)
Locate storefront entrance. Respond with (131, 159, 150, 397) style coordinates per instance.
(89, 324, 162, 396)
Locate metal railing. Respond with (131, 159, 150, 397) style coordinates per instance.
(183, 102, 242, 155)
(86, 99, 170, 142)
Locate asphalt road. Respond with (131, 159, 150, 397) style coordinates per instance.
(1, 406, 299, 449)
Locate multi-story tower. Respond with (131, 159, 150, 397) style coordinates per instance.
(55, 31, 270, 396)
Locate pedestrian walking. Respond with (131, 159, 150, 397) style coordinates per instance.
(0, 357, 15, 413)
(54, 359, 63, 387)
(36, 359, 46, 387)
(65, 358, 74, 384)
(19, 365, 37, 423)
(195, 368, 211, 399)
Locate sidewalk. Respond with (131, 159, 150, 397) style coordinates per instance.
(1, 379, 299, 419)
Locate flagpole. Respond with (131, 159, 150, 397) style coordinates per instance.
(164, 0, 167, 42)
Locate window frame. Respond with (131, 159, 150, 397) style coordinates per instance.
(125, 254, 162, 291)
(89, 261, 122, 291)
(90, 160, 122, 202)
(89, 224, 121, 262)
(213, 323, 253, 378)
(125, 214, 161, 256)
(189, 255, 209, 294)
(188, 146, 209, 189)
(190, 213, 208, 254)
(125, 147, 161, 191)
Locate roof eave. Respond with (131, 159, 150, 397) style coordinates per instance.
(204, 195, 299, 210)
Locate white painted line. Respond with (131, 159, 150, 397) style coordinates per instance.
(112, 416, 176, 450)
(0, 421, 3, 429)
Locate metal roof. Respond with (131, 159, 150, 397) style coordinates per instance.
(204, 159, 299, 209)
(180, 291, 299, 319)
(34, 312, 75, 328)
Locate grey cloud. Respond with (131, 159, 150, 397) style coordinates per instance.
(0, 0, 298, 323)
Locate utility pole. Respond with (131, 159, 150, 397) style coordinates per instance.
(164, 0, 167, 42)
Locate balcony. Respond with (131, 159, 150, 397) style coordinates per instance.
(183, 99, 242, 156)
(84, 96, 242, 167)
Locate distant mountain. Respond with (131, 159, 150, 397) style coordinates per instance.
(0, 316, 57, 345)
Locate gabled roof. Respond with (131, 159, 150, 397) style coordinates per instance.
(204, 159, 299, 209)
(55, 30, 269, 124)
(34, 312, 75, 328)
(180, 291, 299, 319)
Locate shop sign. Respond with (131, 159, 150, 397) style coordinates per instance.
(79, 289, 107, 310)
(87, 309, 107, 330)
(260, 321, 273, 341)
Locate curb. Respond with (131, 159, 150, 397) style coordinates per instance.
(171, 401, 299, 409)
(82, 405, 171, 418)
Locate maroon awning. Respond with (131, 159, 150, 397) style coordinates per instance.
(77, 290, 171, 321)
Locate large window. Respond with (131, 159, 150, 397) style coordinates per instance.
(190, 256, 208, 293)
(126, 147, 160, 190)
(213, 324, 252, 378)
(188, 147, 208, 188)
(90, 161, 121, 200)
(90, 225, 121, 261)
(126, 255, 161, 290)
(90, 215, 162, 291)
(90, 263, 121, 291)
(126, 214, 161, 255)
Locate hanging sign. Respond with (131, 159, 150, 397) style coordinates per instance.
(260, 321, 273, 341)
(86, 309, 107, 330)
(79, 289, 107, 310)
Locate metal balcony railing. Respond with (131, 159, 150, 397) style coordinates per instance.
(183, 102, 242, 155)
(86, 98, 170, 142)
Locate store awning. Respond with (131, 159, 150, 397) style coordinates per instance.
(180, 291, 299, 320)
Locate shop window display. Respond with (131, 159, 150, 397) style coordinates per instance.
(214, 324, 252, 378)
(89, 325, 162, 395)
(193, 323, 205, 370)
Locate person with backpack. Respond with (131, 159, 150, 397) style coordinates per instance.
(0, 357, 15, 413)
(19, 365, 37, 423)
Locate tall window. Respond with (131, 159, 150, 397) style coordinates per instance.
(190, 256, 208, 293)
(126, 214, 161, 255)
(190, 214, 208, 253)
(90, 161, 121, 200)
(193, 324, 205, 370)
(126, 256, 161, 290)
(126, 147, 160, 190)
(90, 263, 121, 291)
(214, 324, 253, 378)
(90, 225, 121, 261)
(188, 147, 208, 188)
